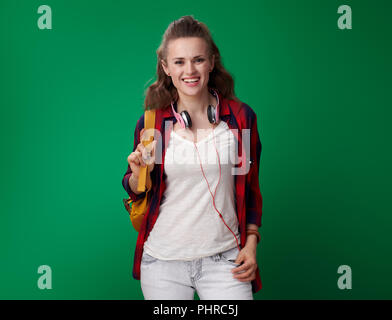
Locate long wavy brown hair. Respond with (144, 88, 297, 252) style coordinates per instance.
(144, 15, 239, 110)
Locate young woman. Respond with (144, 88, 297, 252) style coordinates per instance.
(122, 15, 263, 300)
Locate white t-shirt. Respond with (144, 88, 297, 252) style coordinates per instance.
(143, 120, 240, 260)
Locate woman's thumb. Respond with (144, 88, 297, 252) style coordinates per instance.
(151, 140, 157, 155)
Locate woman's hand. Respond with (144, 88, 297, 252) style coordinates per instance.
(231, 238, 258, 282)
(127, 128, 157, 178)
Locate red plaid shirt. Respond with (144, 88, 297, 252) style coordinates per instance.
(122, 92, 263, 293)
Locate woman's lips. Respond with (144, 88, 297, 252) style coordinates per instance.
(182, 77, 200, 87)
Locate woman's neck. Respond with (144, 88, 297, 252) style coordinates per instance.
(177, 90, 216, 117)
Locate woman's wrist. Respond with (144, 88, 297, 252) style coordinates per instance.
(245, 224, 260, 248)
(245, 234, 258, 249)
(129, 173, 142, 194)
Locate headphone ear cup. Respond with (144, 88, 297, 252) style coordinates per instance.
(207, 105, 216, 124)
(180, 110, 192, 128)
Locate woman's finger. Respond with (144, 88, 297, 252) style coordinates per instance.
(128, 153, 140, 167)
(135, 150, 146, 167)
(128, 153, 137, 165)
(233, 266, 256, 280)
(234, 264, 257, 279)
(145, 140, 158, 162)
(136, 143, 145, 153)
(231, 259, 252, 274)
(129, 150, 145, 167)
(235, 272, 256, 282)
(151, 140, 157, 155)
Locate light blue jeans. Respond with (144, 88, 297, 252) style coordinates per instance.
(140, 247, 253, 300)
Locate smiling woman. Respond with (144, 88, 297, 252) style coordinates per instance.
(122, 15, 263, 300)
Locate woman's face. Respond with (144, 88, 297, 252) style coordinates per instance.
(161, 37, 214, 98)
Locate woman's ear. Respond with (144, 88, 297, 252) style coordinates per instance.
(161, 59, 170, 76)
(210, 54, 215, 72)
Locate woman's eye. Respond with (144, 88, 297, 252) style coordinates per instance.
(174, 58, 204, 65)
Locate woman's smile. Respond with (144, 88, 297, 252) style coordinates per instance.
(182, 77, 200, 87)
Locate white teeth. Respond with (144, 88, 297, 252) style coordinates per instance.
(183, 78, 199, 83)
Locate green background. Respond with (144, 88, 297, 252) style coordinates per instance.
(1, 0, 391, 299)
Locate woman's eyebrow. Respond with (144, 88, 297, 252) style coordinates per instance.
(172, 55, 205, 60)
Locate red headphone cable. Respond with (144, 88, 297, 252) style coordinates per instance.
(193, 129, 241, 252)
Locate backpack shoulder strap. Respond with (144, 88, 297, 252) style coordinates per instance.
(137, 109, 156, 192)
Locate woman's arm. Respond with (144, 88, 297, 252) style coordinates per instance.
(245, 223, 259, 249)
(232, 107, 262, 282)
(122, 114, 147, 201)
(233, 222, 259, 281)
(245, 109, 263, 228)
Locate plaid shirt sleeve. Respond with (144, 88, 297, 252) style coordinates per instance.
(122, 114, 147, 202)
(245, 108, 263, 227)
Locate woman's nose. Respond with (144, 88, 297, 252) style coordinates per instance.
(185, 61, 196, 74)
